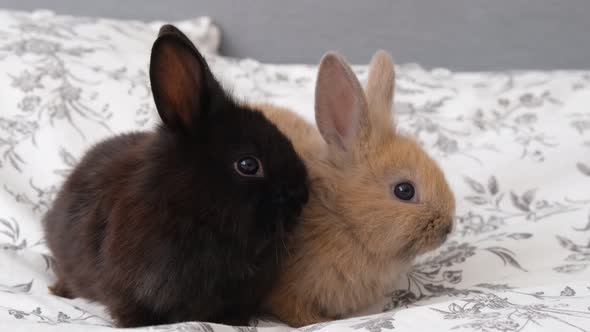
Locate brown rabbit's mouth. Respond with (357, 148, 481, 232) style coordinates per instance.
(410, 217, 453, 255)
(397, 240, 422, 261)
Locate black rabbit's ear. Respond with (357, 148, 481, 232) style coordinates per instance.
(150, 24, 221, 130)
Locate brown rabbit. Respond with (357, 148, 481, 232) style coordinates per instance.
(257, 50, 455, 327)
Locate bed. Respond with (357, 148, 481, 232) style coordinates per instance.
(1, 7, 589, 332)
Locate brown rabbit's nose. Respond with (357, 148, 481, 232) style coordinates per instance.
(443, 218, 454, 237)
(439, 223, 453, 243)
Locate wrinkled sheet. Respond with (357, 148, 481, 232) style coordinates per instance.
(1, 10, 590, 332)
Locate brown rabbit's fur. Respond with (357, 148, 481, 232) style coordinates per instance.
(257, 51, 455, 327)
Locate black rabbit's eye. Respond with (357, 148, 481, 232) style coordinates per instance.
(234, 156, 263, 177)
(393, 182, 415, 201)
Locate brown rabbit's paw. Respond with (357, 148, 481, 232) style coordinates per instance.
(48, 280, 73, 299)
(279, 307, 329, 328)
(288, 314, 329, 328)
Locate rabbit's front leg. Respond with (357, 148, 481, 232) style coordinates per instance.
(268, 291, 329, 327)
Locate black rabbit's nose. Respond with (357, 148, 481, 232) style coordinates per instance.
(293, 182, 309, 204)
(273, 191, 287, 203)
(273, 185, 308, 205)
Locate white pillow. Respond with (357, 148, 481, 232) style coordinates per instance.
(0, 9, 220, 175)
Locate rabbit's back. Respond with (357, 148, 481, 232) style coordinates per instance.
(43, 132, 151, 300)
(42, 24, 310, 327)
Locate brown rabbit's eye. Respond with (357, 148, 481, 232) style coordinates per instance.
(393, 182, 415, 201)
(234, 156, 263, 177)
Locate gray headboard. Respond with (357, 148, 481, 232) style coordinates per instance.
(2, 0, 590, 70)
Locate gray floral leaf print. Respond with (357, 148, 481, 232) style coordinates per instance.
(1, 305, 111, 326)
(59, 147, 77, 166)
(381, 238, 518, 312)
(514, 113, 538, 125)
(455, 213, 504, 236)
(0, 217, 26, 250)
(41, 254, 56, 271)
(510, 190, 536, 212)
(432, 290, 590, 332)
(0, 218, 19, 242)
(553, 264, 588, 274)
(577, 163, 590, 176)
(151, 322, 216, 332)
(299, 321, 333, 332)
(135, 102, 156, 127)
(571, 120, 590, 134)
(442, 270, 463, 284)
(488, 176, 499, 195)
(7, 38, 66, 56)
(521, 190, 537, 206)
(451, 319, 520, 332)
(9, 70, 44, 92)
(17, 95, 41, 113)
(422, 283, 473, 297)
(6, 308, 27, 319)
(475, 284, 514, 291)
(0, 117, 39, 172)
(0, 19, 178, 150)
(573, 213, 590, 231)
(53, 147, 77, 177)
(232, 327, 258, 332)
(506, 233, 532, 240)
(452, 175, 582, 233)
(382, 289, 419, 311)
(0, 280, 33, 294)
(434, 134, 460, 154)
(484, 247, 527, 271)
(351, 315, 395, 332)
(554, 236, 590, 274)
(560, 286, 576, 296)
(556, 236, 587, 252)
(4, 179, 58, 215)
(465, 195, 489, 205)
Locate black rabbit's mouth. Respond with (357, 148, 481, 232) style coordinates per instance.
(276, 201, 304, 232)
(255, 198, 303, 236)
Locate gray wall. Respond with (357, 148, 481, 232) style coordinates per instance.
(2, 0, 590, 70)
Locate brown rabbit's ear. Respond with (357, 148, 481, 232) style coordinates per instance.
(150, 24, 221, 130)
(365, 50, 395, 118)
(315, 52, 368, 151)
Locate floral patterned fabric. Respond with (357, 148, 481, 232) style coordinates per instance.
(1, 10, 590, 332)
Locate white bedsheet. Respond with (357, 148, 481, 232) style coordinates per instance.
(1, 12, 590, 332)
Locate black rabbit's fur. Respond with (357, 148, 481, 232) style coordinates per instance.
(42, 24, 308, 327)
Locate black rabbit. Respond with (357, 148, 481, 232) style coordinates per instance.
(42, 24, 308, 327)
